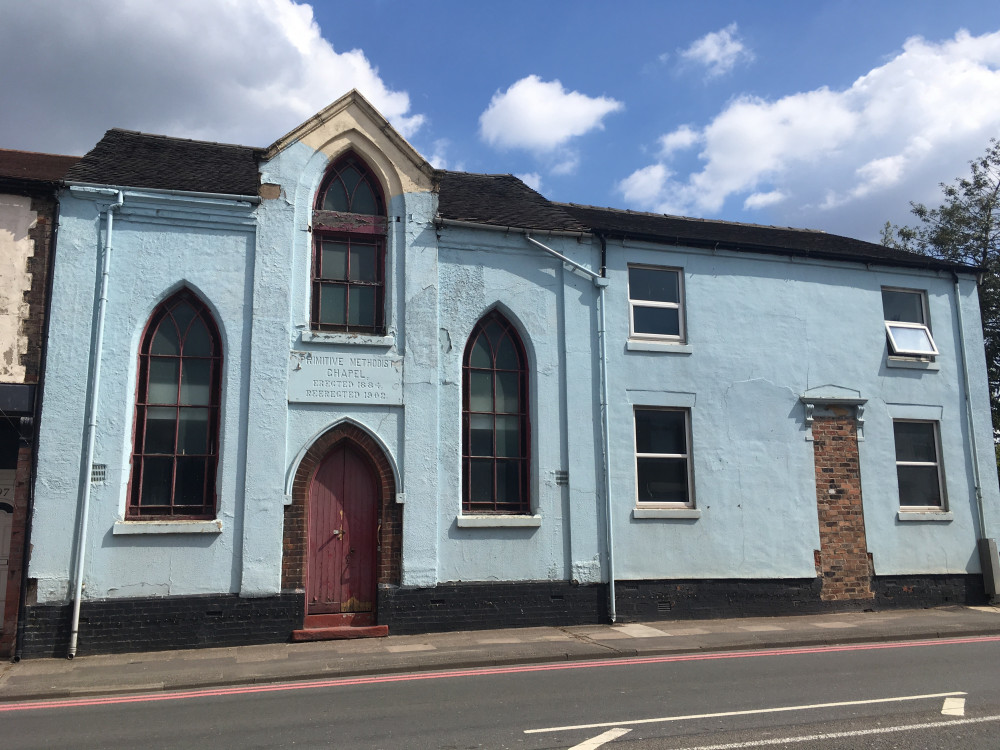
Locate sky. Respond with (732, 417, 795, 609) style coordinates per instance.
(3, 1, 1000, 242)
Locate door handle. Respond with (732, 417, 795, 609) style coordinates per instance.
(332, 529, 344, 539)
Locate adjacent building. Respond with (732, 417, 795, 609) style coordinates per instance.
(19, 92, 1000, 656)
(0, 149, 78, 658)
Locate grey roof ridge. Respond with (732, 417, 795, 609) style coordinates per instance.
(0, 146, 81, 159)
(102, 127, 264, 152)
(558, 201, 977, 272)
(555, 200, 829, 236)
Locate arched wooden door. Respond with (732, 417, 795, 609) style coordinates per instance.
(307, 443, 378, 621)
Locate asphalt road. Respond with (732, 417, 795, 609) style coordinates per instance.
(5, 637, 1000, 749)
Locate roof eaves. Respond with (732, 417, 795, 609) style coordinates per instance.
(595, 227, 977, 273)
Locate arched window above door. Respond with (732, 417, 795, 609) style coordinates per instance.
(462, 310, 530, 514)
(128, 289, 221, 519)
(312, 153, 387, 333)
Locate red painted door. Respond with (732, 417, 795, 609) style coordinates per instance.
(307, 444, 377, 616)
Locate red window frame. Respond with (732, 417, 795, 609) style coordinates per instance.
(462, 311, 530, 514)
(128, 290, 222, 519)
(311, 153, 387, 333)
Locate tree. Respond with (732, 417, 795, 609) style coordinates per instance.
(882, 139, 1000, 435)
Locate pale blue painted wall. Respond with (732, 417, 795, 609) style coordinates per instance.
(30, 190, 257, 601)
(29, 138, 1000, 605)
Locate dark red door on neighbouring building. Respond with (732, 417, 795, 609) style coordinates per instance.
(307, 443, 377, 618)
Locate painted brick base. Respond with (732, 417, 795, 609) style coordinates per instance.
(15, 575, 988, 656)
(20, 593, 303, 658)
(377, 581, 607, 634)
(873, 574, 987, 608)
(614, 578, 828, 620)
(613, 575, 988, 622)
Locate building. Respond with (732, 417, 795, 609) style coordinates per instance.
(19, 91, 1000, 656)
(0, 149, 78, 658)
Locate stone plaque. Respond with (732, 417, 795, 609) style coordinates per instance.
(288, 350, 403, 405)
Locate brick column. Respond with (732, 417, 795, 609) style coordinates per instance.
(811, 415, 873, 601)
(283, 424, 402, 594)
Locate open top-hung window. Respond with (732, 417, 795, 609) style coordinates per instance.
(129, 290, 221, 519)
(628, 265, 684, 341)
(312, 153, 387, 333)
(882, 287, 938, 357)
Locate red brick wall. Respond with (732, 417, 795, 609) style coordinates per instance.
(811, 415, 874, 601)
(21, 194, 56, 383)
(282, 424, 402, 598)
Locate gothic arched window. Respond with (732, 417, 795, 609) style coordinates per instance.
(129, 290, 221, 518)
(312, 153, 387, 333)
(462, 311, 530, 514)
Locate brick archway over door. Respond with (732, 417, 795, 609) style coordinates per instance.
(283, 424, 401, 598)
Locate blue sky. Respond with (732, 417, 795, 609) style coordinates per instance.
(3, 1, 1000, 241)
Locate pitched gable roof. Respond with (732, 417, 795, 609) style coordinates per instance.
(0, 149, 79, 185)
(435, 171, 587, 232)
(65, 129, 261, 196)
(559, 203, 973, 272)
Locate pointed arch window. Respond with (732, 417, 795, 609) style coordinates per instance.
(129, 290, 221, 518)
(462, 311, 530, 514)
(312, 153, 387, 333)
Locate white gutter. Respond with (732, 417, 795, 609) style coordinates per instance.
(436, 216, 590, 239)
(66, 182, 261, 205)
(67, 186, 123, 658)
(524, 235, 617, 623)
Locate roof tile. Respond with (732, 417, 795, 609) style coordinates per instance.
(64, 129, 260, 196)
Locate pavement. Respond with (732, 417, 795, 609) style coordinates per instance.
(2, 605, 1000, 703)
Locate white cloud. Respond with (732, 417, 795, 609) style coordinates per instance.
(427, 139, 464, 172)
(0, 0, 424, 154)
(743, 190, 786, 210)
(618, 164, 670, 207)
(549, 153, 581, 176)
(658, 126, 701, 157)
(619, 29, 1000, 238)
(516, 172, 543, 191)
(479, 75, 623, 152)
(679, 23, 754, 78)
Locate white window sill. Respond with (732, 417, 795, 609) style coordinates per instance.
(886, 356, 939, 371)
(456, 514, 541, 528)
(113, 520, 223, 535)
(626, 340, 692, 354)
(301, 331, 395, 347)
(633, 507, 701, 520)
(897, 510, 953, 522)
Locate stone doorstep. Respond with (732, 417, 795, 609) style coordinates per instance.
(291, 625, 388, 641)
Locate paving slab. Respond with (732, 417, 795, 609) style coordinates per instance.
(1, 605, 998, 703)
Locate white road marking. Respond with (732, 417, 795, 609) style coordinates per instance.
(811, 621, 855, 629)
(384, 644, 436, 653)
(942, 696, 966, 716)
(568, 727, 631, 749)
(524, 691, 966, 734)
(674, 714, 1000, 749)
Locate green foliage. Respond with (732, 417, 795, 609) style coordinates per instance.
(882, 140, 1000, 436)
